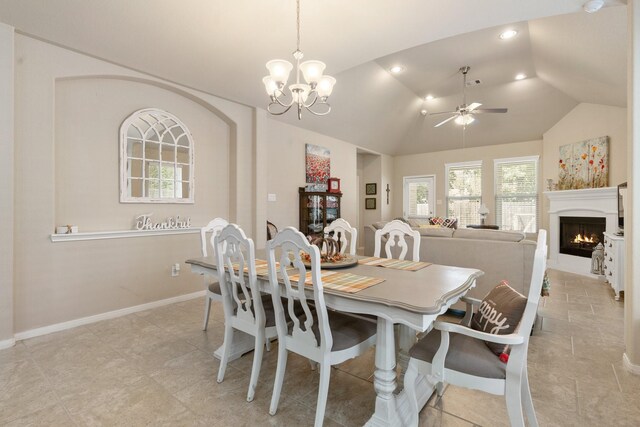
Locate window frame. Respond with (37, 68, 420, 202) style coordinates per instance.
(119, 108, 195, 204)
(445, 160, 483, 228)
(493, 155, 539, 232)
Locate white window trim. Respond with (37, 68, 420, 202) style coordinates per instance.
(493, 155, 539, 232)
(403, 175, 436, 219)
(445, 161, 482, 227)
(120, 108, 195, 204)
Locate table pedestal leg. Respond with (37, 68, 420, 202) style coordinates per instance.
(213, 329, 255, 361)
(366, 317, 402, 427)
(397, 324, 417, 389)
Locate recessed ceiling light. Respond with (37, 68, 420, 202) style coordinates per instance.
(425, 95, 434, 101)
(499, 30, 518, 40)
(515, 73, 527, 80)
(583, 0, 604, 13)
(420, 109, 428, 116)
(389, 65, 405, 74)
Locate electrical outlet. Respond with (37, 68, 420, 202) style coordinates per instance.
(171, 263, 180, 277)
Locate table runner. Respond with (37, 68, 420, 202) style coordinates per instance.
(357, 256, 432, 271)
(230, 259, 276, 278)
(288, 271, 385, 293)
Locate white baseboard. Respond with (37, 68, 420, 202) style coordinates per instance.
(14, 290, 205, 342)
(0, 337, 16, 350)
(623, 353, 640, 375)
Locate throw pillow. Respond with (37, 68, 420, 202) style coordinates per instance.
(470, 280, 527, 356)
(429, 217, 458, 229)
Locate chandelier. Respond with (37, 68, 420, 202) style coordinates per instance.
(262, 0, 336, 120)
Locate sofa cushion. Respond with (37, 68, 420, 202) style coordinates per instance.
(471, 280, 527, 355)
(372, 221, 387, 230)
(453, 228, 525, 242)
(429, 217, 458, 229)
(407, 218, 431, 228)
(417, 227, 455, 238)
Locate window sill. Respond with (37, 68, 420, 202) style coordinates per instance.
(50, 228, 200, 242)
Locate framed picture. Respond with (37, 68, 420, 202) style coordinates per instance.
(365, 183, 377, 195)
(328, 177, 341, 193)
(365, 197, 376, 210)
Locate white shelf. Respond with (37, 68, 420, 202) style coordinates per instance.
(50, 228, 200, 242)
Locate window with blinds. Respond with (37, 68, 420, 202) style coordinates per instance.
(494, 156, 539, 232)
(446, 161, 482, 227)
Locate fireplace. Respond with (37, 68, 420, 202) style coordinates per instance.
(559, 216, 606, 258)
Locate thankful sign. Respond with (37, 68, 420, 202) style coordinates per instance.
(134, 214, 191, 231)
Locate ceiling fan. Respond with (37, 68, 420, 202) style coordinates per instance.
(431, 66, 508, 128)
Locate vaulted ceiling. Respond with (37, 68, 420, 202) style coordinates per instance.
(0, 0, 628, 155)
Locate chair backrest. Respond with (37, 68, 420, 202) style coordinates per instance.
(517, 229, 548, 338)
(373, 219, 421, 261)
(267, 227, 332, 353)
(267, 221, 278, 241)
(324, 218, 357, 256)
(201, 218, 229, 257)
(214, 223, 265, 327)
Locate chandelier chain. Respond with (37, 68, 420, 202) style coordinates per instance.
(296, 0, 301, 52)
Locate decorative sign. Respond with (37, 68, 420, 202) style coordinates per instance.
(134, 213, 191, 231)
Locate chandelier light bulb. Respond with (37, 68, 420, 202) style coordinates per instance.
(317, 76, 336, 98)
(266, 60, 293, 85)
(299, 60, 326, 85)
(262, 76, 278, 96)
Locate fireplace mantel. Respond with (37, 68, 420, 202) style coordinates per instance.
(545, 187, 618, 276)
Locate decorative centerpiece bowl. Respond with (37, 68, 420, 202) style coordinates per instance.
(301, 236, 357, 269)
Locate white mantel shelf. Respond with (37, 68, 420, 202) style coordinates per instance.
(50, 228, 200, 243)
(545, 187, 618, 276)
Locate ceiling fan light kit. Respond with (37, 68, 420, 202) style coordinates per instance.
(430, 66, 508, 128)
(263, 0, 335, 119)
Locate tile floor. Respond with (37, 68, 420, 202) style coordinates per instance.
(1, 269, 639, 426)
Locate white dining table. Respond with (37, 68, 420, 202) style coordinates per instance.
(187, 254, 483, 427)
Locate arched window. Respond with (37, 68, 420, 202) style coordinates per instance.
(120, 109, 194, 203)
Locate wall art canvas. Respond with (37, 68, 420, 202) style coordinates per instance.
(558, 136, 609, 190)
(305, 144, 330, 191)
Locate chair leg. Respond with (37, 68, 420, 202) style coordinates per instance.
(247, 331, 265, 402)
(265, 336, 272, 352)
(269, 344, 288, 416)
(217, 323, 234, 383)
(505, 375, 525, 427)
(202, 296, 212, 331)
(522, 366, 539, 427)
(403, 360, 420, 427)
(314, 360, 331, 427)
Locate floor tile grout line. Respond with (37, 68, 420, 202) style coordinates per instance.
(611, 363, 623, 393)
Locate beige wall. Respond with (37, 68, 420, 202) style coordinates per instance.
(0, 23, 14, 344)
(541, 103, 628, 232)
(392, 140, 543, 224)
(265, 119, 358, 234)
(13, 34, 259, 334)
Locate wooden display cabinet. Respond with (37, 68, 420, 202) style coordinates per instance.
(299, 187, 342, 237)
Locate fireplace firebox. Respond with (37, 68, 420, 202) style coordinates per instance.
(559, 216, 606, 258)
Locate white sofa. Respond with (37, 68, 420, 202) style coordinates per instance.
(364, 223, 537, 302)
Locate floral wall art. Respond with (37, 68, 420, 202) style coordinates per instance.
(558, 136, 609, 190)
(305, 143, 330, 191)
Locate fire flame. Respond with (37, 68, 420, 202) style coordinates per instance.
(573, 233, 596, 244)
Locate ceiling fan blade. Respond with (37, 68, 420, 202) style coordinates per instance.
(467, 102, 482, 111)
(434, 115, 457, 128)
(429, 111, 457, 116)
(472, 108, 508, 114)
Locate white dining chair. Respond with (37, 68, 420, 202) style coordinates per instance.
(374, 219, 421, 261)
(267, 227, 377, 427)
(403, 230, 547, 427)
(200, 217, 228, 331)
(324, 218, 357, 256)
(214, 223, 279, 402)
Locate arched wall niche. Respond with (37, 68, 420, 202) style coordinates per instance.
(54, 75, 237, 230)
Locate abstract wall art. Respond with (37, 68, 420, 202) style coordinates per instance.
(305, 143, 330, 191)
(558, 136, 609, 190)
